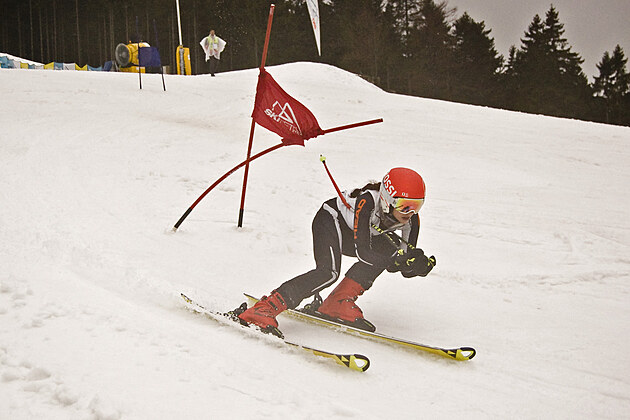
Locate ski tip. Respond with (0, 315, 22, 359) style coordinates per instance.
(317, 351, 370, 372)
(455, 347, 476, 361)
(348, 354, 370, 372)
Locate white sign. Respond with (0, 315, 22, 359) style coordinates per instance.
(306, 0, 321, 56)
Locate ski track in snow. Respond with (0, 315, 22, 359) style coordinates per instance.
(1, 61, 630, 419)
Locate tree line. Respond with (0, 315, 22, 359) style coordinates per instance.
(2, 0, 629, 126)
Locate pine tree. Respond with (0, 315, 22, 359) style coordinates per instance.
(508, 5, 590, 118)
(593, 45, 630, 124)
(451, 12, 503, 106)
(405, 0, 456, 99)
(386, 0, 423, 50)
(328, 0, 398, 85)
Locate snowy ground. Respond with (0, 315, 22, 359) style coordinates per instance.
(1, 61, 629, 419)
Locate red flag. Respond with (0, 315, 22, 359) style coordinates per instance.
(252, 69, 323, 146)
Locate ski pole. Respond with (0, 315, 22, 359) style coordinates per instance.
(319, 156, 422, 254)
(319, 155, 352, 210)
(372, 223, 436, 271)
(370, 222, 416, 250)
(319, 155, 412, 246)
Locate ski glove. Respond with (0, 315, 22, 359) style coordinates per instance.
(389, 249, 436, 277)
(402, 254, 436, 278)
(391, 248, 421, 269)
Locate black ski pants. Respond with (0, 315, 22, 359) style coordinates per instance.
(277, 198, 386, 309)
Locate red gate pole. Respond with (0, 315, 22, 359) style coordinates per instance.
(172, 117, 383, 231)
(321, 118, 383, 135)
(238, 4, 276, 228)
(173, 142, 285, 232)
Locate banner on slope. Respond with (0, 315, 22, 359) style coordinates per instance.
(251, 69, 323, 146)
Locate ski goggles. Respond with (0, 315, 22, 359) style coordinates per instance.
(393, 197, 424, 215)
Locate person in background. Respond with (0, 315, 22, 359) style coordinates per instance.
(200, 29, 226, 76)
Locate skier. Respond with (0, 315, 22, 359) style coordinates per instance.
(238, 167, 436, 335)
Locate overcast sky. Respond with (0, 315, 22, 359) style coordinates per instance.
(448, 0, 630, 80)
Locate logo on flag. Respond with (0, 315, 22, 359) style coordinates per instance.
(252, 69, 322, 146)
(265, 101, 302, 137)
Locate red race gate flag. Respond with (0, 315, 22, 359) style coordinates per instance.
(251, 69, 323, 146)
(172, 4, 383, 232)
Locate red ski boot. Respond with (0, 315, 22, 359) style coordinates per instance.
(316, 277, 376, 332)
(237, 290, 287, 337)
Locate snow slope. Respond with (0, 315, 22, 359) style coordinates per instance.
(1, 62, 629, 419)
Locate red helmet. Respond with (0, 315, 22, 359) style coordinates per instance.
(379, 168, 425, 214)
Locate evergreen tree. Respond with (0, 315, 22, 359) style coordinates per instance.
(328, 0, 397, 85)
(508, 5, 591, 119)
(451, 12, 503, 106)
(3, 0, 628, 126)
(405, 0, 456, 99)
(593, 45, 630, 124)
(503, 45, 517, 76)
(382, 0, 422, 94)
(498, 45, 518, 106)
(268, 1, 320, 66)
(385, 0, 422, 52)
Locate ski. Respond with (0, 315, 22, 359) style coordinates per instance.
(180, 293, 370, 372)
(245, 293, 476, 361)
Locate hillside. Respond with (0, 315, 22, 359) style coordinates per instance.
(1, 63, 629, 419)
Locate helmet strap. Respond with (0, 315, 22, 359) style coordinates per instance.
(381, 210, 400, 228)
